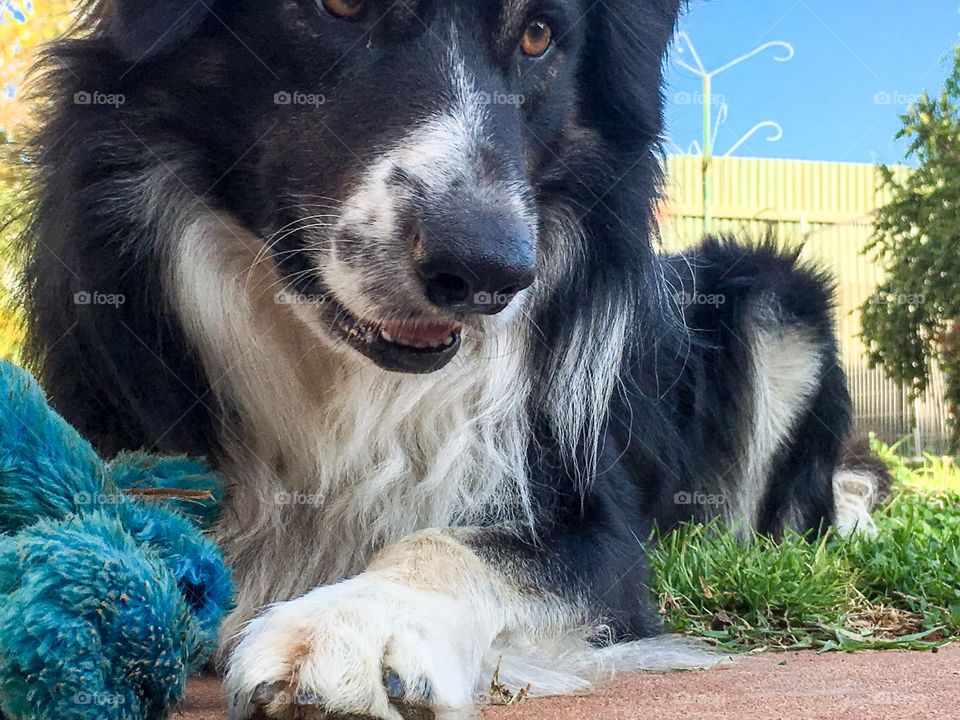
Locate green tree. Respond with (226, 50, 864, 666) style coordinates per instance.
(861, 47, 960, 448)
(1, 2, 74, 360)
(0, 128, 25, 360)
(1, 1, 75, 130)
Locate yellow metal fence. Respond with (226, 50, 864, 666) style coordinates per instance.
(660, 155, 948, 454)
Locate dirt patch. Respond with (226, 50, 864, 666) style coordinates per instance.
(183, 645, 960, 720)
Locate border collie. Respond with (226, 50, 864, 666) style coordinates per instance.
(23, 1, 886, 718)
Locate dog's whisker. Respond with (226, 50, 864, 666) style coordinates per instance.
(239, 220, 337, 290)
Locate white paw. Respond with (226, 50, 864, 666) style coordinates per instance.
(225, 574, 491, 719)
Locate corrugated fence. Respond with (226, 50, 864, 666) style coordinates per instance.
(660, 155, 949, 454)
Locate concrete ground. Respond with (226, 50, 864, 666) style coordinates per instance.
(183, 645, 960, 720)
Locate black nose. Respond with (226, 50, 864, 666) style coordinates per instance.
(414, 217, 536, 316)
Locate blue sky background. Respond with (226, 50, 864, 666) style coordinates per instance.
(665, 1, 959, 164)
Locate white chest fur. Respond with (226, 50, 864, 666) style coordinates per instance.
(168, 215, 534, 630)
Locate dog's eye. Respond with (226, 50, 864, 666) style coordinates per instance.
(322, 0, 365, 19)
(520, 20, 553, 58)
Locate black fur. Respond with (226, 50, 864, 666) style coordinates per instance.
(658, 239, 851, 535)
(23, 0, 859, 659)
(476, 239, 853, 642)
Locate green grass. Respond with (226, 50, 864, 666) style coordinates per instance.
(650, 440, 960, 653)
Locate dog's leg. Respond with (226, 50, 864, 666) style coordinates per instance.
(224, 528, 549, 719)
(224, 522, 675, 720)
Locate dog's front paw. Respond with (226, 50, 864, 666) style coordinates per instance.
(225, 574, 490, 720)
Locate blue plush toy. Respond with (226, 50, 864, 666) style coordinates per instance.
(0, 361, 233, 720)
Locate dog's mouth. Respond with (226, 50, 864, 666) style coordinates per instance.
(320, 294, 463, 374)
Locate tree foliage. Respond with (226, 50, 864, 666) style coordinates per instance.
(0, 130, 24, 360)
(1, 2, 74, 359)
(1, 1, 74, 132)
(861, 47, 960, 448)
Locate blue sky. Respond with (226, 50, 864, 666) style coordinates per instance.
(665, 1, 958, 164)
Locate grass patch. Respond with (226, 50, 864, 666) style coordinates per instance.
(651, 441, 960, 653)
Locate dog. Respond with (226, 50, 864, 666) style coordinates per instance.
(22, 1, 888, 718)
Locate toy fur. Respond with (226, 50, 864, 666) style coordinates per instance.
(0, 361, 232, 720)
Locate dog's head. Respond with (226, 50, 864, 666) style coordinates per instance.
(95, 0, 681, 374)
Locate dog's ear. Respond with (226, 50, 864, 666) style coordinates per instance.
(581, 0, 683, 150)
(97, 0, 219, 62)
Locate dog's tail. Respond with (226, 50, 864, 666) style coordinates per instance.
(484, 633, 727, 699)
(832, 438, 894, 537)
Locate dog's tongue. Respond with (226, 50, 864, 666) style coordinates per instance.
(380, 320, 460, 347)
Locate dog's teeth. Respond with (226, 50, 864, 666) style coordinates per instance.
(429, 335, 456, 349)
(379, 327, 458, 350)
